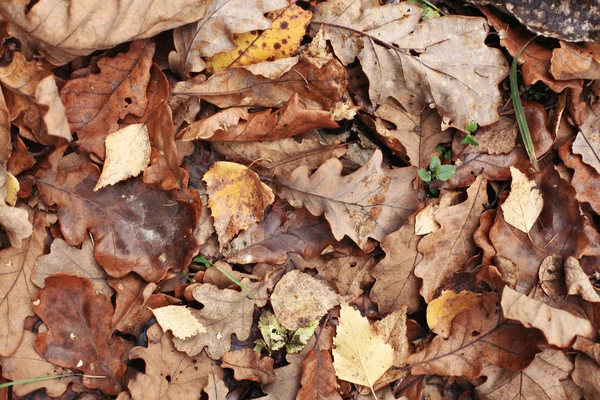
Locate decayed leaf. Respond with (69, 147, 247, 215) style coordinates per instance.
(501, 167, 544, 234)
(32, 237, 112, 297)
(271, 270, 340, 331)
(0, 209, 53, 357)
(501, 286, 594, 348)
(297, 349, 342, 400)
(371, 214, 422, 314)
(34, 275, 126, 395)
(151, 306, 207, 340)
(60, 41, 155, 159)
(94, 124, 151, 191)
(169, 0, 291, 77)
(203, 161, 275, 247)
(205, 4, 312, 73)
(551, 42, 600, 81)
(572, 114, 600, 174)
(128, 324, 212, 399)
(313, 0, 509, 130)
(415, 176, 488, 302)
(427, 290, 482, 339)
(333, 303, 394, 397)
(475, 349, 573, 399)
(564, 256, 600, 302)
(221, 349, 276, 385)
(37, 163, 200, 283)
(277, 149, 417, 249)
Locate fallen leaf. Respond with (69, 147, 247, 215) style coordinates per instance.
(572, 354, 600, 399)
(501, 166, 544, 234)
(559, 139, 600, 215)
(551, 42, 600, 81)
(151, 306, 207, 340)
(109, 273, 158, 335)
(203, 161, 275, 247)
(34, 275, 126, 395)
(461, 116, 518, 155)
(313, 0, 509, 129)
(128, 324, 212, 399)
(297, 349, 342, 400)
(501, 286, 594, 348)
(564, 256, 600, 302)
(277, 149, 418, 249)
(271, 270, 340, 331)
(204, 364, 228, 399)
(205, 4, 312, 73)
(333, 303, 393, 397)
(32, 237, 112, 297)
(572, 113, 600, 174)
(0, 176, 32, 248)
(221, 348, 276, 385)
(263, 351, 307, 400)
(373, 307, 410, 388)
(427, 290, 482, 339)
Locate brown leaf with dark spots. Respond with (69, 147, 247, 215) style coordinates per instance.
(297, 349, 342, 400)
(109, 273, 158, 334)
(34, 275, 126, 395)
(222, 349, 276, 386)
(60, 41, 155, 160)
(37, 163, 200, 283)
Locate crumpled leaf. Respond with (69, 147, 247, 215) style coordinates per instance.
(37, 163, 200, 283)
(298, 349, 342, 400)
(501, 166, 544, 234)
(60, 40, 154, 160)
(313, 0, 509, 129)
(551, 42, 600, 80)
(564, 256, 600, 302)
(257, 310, 288, 353)
(94, 124, 151, 191)
(34, 275, 126, 395)
(572, 113, 600, 174)
(271, 270, 340, 331)
(221, 349, 276, 385)
(426, 290, 482, 339)
(151, 306, 207, 340)
(203, 161, 275, 247)
(169, 0, 291, 77)
(277, 149, 418, 249)
(128, 324, 212, 399)
(205, 4, 312, 73)
(501, 286, 594, 348)
(1, 0, 206, 65)
(333, 303, 393, 397)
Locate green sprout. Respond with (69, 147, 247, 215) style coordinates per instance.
(461, 121, 479, 146)
(418, 155, 456, 183)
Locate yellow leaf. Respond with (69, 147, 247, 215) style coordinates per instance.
(151, 305, 206, 340)
(426, 290, 482, 339)
(501, 166, 543, 233)
(203, 161, 274, 247)
(5, 172, 19, 206)
(205, 4, 312, 73)
(94, 123, 151, 191)
(333, 303, 394, 398)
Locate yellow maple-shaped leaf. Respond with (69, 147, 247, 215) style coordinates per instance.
(501, 166, 543, 233)
(333, 303, 394, 398)
(204, 161, 275, 247)
(427, 290, 482, 339)
(151, 305, 206, 340)
(205, 4, 312, 73)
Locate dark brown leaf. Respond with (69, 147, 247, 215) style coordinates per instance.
(221, 348, 276, 386)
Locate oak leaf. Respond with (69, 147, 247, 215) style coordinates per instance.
(297, 349, 342, 400)
(151, 306, 207, 340)
(333, 303, 393, 397)
(34, 275, 126, 395)
(203, 161, 275, 247)
(559, 140, 600, 215)
(271, 270, 340, 330)
(551, 42, 600, 81)
(277, 149, 418, 249)
(426, 290, 482, 339)
(109, 273, 158, 335)
(572, 113, 600, 174)
(501, 167, 543, 234)
(221, 349, 276, 385)
(313, 0, 509, 130)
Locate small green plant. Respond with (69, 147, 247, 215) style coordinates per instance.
(435, 145, 452, 160)
(406, 0, 444, 19)
(418, 155, 456, 183)
(460, 121, 479, 146)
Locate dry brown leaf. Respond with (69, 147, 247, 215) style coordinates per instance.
(415, 175, 488, 302)
(313, 0, 509, 130)
(203, 161, 275, 247)
(572, 113, 600, 174)
(109, 273, 158, 335)
(297, 349, 342, 400)
(128, 324, 212, 399)
(221, 349, 276, 385)
(1, 0, 206, 65)
(32, 237, 112, 297)
(559, 139, 600, 215)
(151, 306, 207, 340)
(501, 286, 594, 348)
(372, 307, 409, 388)
(333, 303, 394, 397)
(415, 193, 459, 236)
(277, 149, 418, 249)
(426, 290, 482, 339)
(572, 354, 600, 399)
(501, 166, 544, 234)
(564, 256, 600, 302)
(94, 124, 151, 191)
(551, 42, 600, 81)
(0, 177, 32, 248)
(271, 270, 340, 331)
(204, 364, 228, 399)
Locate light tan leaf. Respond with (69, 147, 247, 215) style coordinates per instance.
(572, 114, 600, 174)
(277, 149, 417, 249)
(415, 193, 459, 235)
(373, 307, 409, 388)
(427, 290, 482, 339)
(333, 303, 393, 397)
(94, 124, 151, 191)
(271, 270, 340, 331)
(564, 256, 600, 302)
(551, 42, 600, 81)
(203, 161, 275, 247)
(572, 354, 600, 399)
(501, 166, 543, 234)
(205, 364, 228, 399)
(312, 0, 509, 130)
(151, 306, 207, 340)
(501, 286, 594, 348)
(0, 180, 32, 248)
(221, 349, 276, 385)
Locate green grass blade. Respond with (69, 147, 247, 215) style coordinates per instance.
(193, 256, 253, 298)
(0, 374, 85, 389)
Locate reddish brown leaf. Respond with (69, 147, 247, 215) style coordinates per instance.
(221, 348, 276, 386)
(34, 275, 126, 395)
(109, 273, 158, 334)
(297, 349, 341, 400)
(551, 42, 600, 81)
(7, 136, 36, 176)
(37, 163, 200, 282)
(559, 140, 600, 215)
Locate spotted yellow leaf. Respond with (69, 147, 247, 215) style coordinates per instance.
(205, 4, 312, 73)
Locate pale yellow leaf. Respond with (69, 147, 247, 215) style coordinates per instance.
(427, 290, 482, 339)
(333, 303, 394, 397)
(94, 124, 151, 191)
(151, 305, 206, 340)
(501, 166, 543, 233)
(5, 171, 19, 206)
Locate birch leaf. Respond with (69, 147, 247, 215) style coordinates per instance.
(501, 166, 543, 233)
(151, 306, 207, 340)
